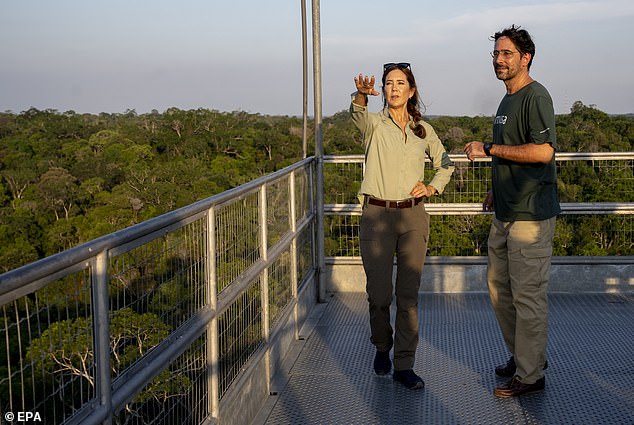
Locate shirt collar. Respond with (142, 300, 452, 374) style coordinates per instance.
(381, 107, 413, 126)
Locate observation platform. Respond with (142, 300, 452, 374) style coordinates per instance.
(255, 291, 634, 425)
(1, 154, 632, 425)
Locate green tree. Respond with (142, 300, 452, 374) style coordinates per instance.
(25, 308, 179, 422)
(35, 167, 79, 220)
(0, 150, 40, 208)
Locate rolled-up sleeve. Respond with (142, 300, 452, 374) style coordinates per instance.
(350, 96, 372, 145)
(424, 124, 455, 194)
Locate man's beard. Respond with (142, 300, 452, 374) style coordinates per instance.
(495, 66, 513, 81)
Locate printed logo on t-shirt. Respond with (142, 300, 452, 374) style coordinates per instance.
(494, 115, 507, 125)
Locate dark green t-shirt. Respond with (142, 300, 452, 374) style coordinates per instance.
(491, 81, 561, 221)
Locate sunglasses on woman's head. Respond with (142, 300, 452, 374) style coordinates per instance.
(383, 62, 411, 71)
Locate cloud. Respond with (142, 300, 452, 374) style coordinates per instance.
(326, 0, 634, 50)
(416, 0, 634, 39)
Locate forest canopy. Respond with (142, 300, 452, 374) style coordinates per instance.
(1, 101, 632, 272)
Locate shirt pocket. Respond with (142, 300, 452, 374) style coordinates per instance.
(406, 138, 428, 169)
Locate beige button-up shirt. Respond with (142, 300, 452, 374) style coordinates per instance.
(350, 100, 454, 202)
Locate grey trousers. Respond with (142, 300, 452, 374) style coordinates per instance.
(360, 201, 429, 371)
(487, 217, 556, 384)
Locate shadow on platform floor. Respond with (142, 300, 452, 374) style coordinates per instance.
(256, 292, 634, 425)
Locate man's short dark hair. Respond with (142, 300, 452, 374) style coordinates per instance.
(492, 24, 535, 70)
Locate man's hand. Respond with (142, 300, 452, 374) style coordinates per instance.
(464, 141, 487, 161)
(483, 190, 494, 212)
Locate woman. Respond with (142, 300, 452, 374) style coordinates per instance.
(351, 62, 454, 389)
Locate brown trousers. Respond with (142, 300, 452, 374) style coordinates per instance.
(360, 201, 429, 371)
(487, 217, 556, 384)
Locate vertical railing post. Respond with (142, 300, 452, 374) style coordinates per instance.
(206, 207, 220, 420)
(309, 162, 317, 282)
(312, 0, 326, 303)
(259, 185, 271, 392)
(289, 171, 300, 339)
(301, 0, 308, 159)
(93, 251, 113, 424)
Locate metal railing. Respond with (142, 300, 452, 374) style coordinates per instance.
(0, 158, 316, 424)
(1, 152, 632, 425)
(324, 153, 634, 258)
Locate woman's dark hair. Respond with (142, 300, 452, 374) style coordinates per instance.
(382, 64, 426, 139)
(492, 24, 535, 70)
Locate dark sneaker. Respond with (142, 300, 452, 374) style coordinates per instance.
(393, 369, 424, 390)
(494, 376, 545, 398)
(373, 350, 391, 375)
(495, 356, 548, 377)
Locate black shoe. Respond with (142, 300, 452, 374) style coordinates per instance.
(373, 350, 391, 375)
(495, 356, 549, 377)
(494, 376, 545, 397)
(495, 356, 516, 377)
(393, 369, 424, 390)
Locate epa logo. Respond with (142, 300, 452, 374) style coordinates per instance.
(4, 412, 42, 422)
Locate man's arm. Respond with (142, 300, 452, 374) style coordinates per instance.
(464, 141, 554, 164)
(489, 142, 554, 164)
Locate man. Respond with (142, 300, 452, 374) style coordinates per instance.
(464, 25, 560, 398)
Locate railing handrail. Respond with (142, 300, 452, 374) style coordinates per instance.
(326, 202, 634, 215)
(0, 157, 315, 297)
(324, 151, 634, 163)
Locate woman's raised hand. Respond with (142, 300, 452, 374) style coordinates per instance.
(354, 74, 380, 96)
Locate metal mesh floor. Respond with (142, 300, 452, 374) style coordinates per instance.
(256, 292, 634, 425)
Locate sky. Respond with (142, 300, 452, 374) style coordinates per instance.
(1, 0, 633, 118)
